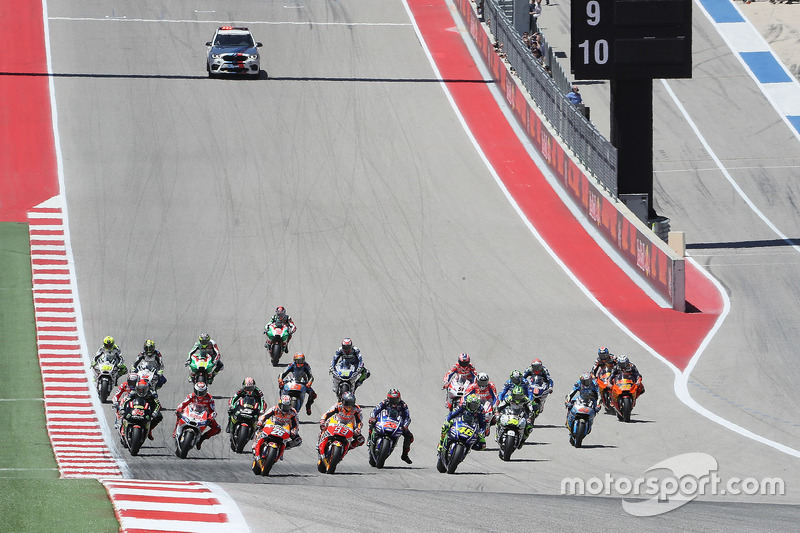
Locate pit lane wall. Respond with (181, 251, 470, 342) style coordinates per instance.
(453, 0, 686, 311)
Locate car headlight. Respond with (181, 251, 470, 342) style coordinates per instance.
(212, 54, 221, 59)
(249, 54, 258, 60)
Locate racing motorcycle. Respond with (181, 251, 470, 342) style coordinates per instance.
(135, 360, 163, 393)
(120, 396, 153, 456)
(175, 403, 212, 459)
(368, 406, 405, 469)
(594, 364, 614, 413)
(609, 372, 642, 422)
(330, 359, 361, 400)
(94, 357, 120, 403)
(229, 396, 261, 453)
(566, 393, 597, 448)
(495, 402, 528, 461)
(317, 414, 356, 474)
(436, 413, 481, 474)
(280, 377, 308, 414)
(445, 374, 472, 411)
(188, 349, 217, 384)
(528, 374, 551, 424)
(265, 323, 290, 366)
(251, 417, 294, 476)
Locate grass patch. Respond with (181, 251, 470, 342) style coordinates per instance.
(0, 222, 118, 532)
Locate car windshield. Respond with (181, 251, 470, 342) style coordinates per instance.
(215, 34, 254, 47)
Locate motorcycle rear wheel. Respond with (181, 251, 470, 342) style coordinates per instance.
(327, 445, 343, 474)
(376, 438, 392, 469)
(261, 446, 279, 476)
(446, 443, 465, 474)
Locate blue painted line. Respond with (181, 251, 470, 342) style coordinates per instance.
(740, 51, 792, 83)
(789, 116, 800, 135)
(697, 0, 745, 24)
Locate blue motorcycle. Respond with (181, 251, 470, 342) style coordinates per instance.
(436, 414, 481, 474)
(280, 377, 308, 413)
(368, 407, 405, 468)
(566, 393, 597, 448)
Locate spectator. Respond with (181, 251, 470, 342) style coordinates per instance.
(530, 0, 542, 30)
(566, 85, 583, 105)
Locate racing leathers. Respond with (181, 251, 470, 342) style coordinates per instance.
(226, 387, 267, 433)
(92, 345, 126, 386)
(439, 404, 488, 452)
(462, 380, 498, 434)
(565, 380, 602, 427)
(523, 363, 554, 392)
(368, 399, 414, 463)
(330, 347, 370, 389)
(320, 402, 365, 449)
(498, 378, 533, 403)
(495, 395, 535, 441)
(112, 382, 135, 429)
(279, 361, 317, 415)
(122, 389, 162, 440)
(174, 392, 221, 448)
(442, 362, 477, 388)
(608, 362, 644, 395)
(591, 354, 618, 378)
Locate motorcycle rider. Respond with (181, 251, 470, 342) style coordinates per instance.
(112, 372, 139, 429)
(590, 346, 617, 378)
(264, 306, 297, 353)
(92, 336, 127, 386)
(438, 393, 487, 452)
(523, 358, 554, 393)
(564, 372, 602, 441)
(253, 395, 303, 451)
(495, 385, 535, 444)
(319, 391, 365, 450)
(122, 379, 163, 441)
(608, 354, 645, 395)
(132, 339, 166, 391)
(226, 377, 267, 433)
(330, 338, 370, 391)
(279, 352, 317, 416)
(497, 370, 533, 403)
(368, 388, 413, 464)
(185, 332, 223, 384)
(442, 353, 477, 388)
(173, 381, 221, 450)
(462, 372, 498, 434)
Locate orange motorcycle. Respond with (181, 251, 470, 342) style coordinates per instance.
(608, 372, 643, 422)
(594, 364, 614, 413)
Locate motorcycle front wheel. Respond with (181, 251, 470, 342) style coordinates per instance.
(128, 426, 143, 456)
(98, 378, 112, 403)
(270, 344, 281, 366)
(574, 420, 587, 448)
(500, 432, 516, 461)
(177, 431, 195, 459)
(233, 424, 249, 454)
(620, 397, 633, 422)
(376, 438, 392, 469)
(446, 443, 465, 474)
(327, 445, 344, 474)
(261, 445, 279, 476)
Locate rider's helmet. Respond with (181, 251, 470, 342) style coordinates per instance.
(293, 353, 306, 365)
(458, 353, 470, 367)
(597, 346, 610, 363)
(194, 381, 208, 397)
(135, 380, 149, 397)
(529, 358, 544, 374)
(341, 338, 354, 356)
(509, 370, 523, 385)
(198, 332, 211, 348)
(278, 394, 292, 413)
(143, 339, 156, 354)
(341, 391, 357, 410)
(103, 336, 115, 350)
(510, 385, 526, 403)
(126, 373, 139, 389)
(242, 377, 256, 393)
(387, 388, 401, 406)
(275, 306, 287, 319)
(579, 372, 593, 389)
(616, 354, 631, 371)
(476, 372, 490, 390)
(464, 394, 481, 413)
